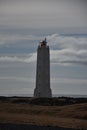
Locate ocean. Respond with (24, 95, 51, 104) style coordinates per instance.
(1, 94, 87, 98)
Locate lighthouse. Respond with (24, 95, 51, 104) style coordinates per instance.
(34, 38, 52, 97)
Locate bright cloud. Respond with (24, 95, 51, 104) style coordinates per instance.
(47, 34, 87, 50)
(48, 34, 87, 65)
(0, 53, 37, 63)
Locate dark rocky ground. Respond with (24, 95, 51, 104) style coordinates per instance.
(0, 96, 87, 106)
(0, 123, 80, 130)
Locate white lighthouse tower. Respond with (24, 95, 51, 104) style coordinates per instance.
(34, 38, 52, 97)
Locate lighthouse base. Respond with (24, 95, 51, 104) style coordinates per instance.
(34, 88, 52, 98)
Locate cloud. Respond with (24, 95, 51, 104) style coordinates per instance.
(51, 77, 87, 84)
(0, 33, 42, 45)
(0, 76, 34, 82)
(0, 33, 87, 66)
(0, 0, 86, 29)
(47, 34, 87, 65)
(47, 34, 87, 50)
(50, 49, 87, 65)
(0, 53, 37, 63)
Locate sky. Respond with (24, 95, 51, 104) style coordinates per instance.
(0, 0, 87, 96)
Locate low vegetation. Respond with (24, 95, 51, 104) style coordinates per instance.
(0, 97, 87, 129)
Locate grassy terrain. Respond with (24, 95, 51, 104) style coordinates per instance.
(0, 97, 87, 129)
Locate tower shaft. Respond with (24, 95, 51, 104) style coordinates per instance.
(34, 39, 52, 97)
